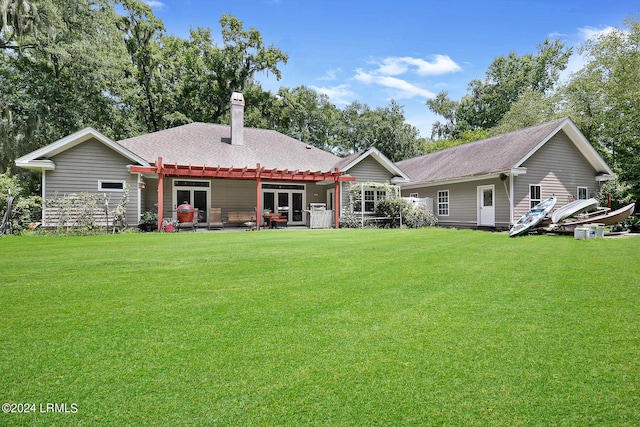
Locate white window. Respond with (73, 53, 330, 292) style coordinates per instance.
(530, 185, 541, 208)
(353, 186, 389, 213)
(98, 180, 125, 191)
(361, 188, 387, 213)
(577, 187, 588, 200)
(437, 190, 449, 216)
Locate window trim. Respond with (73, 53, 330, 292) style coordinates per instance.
(352, 186, 390, 214)
(437, 190, 449, 216)
(98, 180, 126, 192)
(577, 186, 588, 200)
(529, 184, 541, 208)
(409, 192, 419, 198)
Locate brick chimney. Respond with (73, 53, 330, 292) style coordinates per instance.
(230, 92, 245, 146)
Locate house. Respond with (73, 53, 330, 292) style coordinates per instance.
(15, 92, 405, 229)
(397, 118, 615, 229)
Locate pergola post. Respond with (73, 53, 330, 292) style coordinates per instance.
(334, 169, 341, 229)
(157, 157, 164, 231)
(255, 163, 262, 230)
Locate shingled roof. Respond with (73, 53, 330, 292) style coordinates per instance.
(117, 122, 341, 172)
(396, 118, 611, 187)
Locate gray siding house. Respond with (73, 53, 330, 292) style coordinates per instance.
(397, 118, 615, 229)
(333, 147, 410, 213)
(15, 93, 403, 229)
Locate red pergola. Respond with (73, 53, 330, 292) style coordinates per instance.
(129, 157, 355, 230)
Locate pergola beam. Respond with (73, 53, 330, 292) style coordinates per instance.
(128, 160, 355, 231)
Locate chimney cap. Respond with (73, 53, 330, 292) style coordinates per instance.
(231, 92, 245, 105)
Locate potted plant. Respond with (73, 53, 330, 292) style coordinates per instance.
(138, 208, 158, 232)
(162, 218, 178, 233)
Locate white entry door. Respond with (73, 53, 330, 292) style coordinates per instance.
(478, 185, 495, 226)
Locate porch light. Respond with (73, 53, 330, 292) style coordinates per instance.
(138, 179, 146, 189)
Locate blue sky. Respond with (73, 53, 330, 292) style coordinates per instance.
(144, 0, 639, 138)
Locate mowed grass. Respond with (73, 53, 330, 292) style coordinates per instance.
(1, 228, 639, 426)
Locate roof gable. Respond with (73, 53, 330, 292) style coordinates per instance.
(15, 127, 149, 171)
(397, 118, 613, 187)
(334, 147, 410, 183)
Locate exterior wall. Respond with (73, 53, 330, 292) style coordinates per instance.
(156, 179, 257, 223)
(513, 130, 602, 219)
(402, 177, 511, 229)
(44, 138, 139, 226)
(141, 155, 400, 227)
(141, 177, 158, 213)
(340, 156, 398, 213)
(305, 183, 330, 208)
(147, 178, 333, 226)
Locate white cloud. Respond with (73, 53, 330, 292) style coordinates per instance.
(354, 69, 435, 99)
(375, 55, 461, 76)
(143, 1, 165, 8)
(309, 84, 355, 105)
(349, 54, 459, 101)
(317, 68, 341, 81)
(578, 26, 618, 41)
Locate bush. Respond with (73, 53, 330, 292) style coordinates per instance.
(596, 178, 633, 210)
(375, 198, 411, 228)
(403, 204, 438, 228)
(338, 213, 362, 229)
(0, 171, 42, 234)
(375, 199, 437, 229)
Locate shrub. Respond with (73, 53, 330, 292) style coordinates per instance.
(375, 198, 411, 228)
(596, 178, 633, 210)
(403, 204, 438, 228)
(375, 199, 437, 229)
(338, 213, 362, 228)
(0, 171, 42, 234)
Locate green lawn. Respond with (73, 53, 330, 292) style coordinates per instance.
(1, 228, 639, 426)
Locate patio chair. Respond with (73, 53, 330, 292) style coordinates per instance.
(208, 208, 224, 230)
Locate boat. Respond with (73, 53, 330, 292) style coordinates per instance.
(551, 198, 599, 224)
(561, 202, 635, 230)
(509, 196, 557, 237)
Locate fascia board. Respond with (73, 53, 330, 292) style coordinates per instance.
(401, 171, 509, 190)
(340, 147, 410, 181)
(14, 159, 55, 171)
(15, 127, 150, 168)
(514, 119, 614, 175)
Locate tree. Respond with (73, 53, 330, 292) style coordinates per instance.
(177, 15, 288, 124)
(562, 16, 640, 199)
(491, 88, 561, 135)
(0, 0, 135, 180)
(271, 86, 340, 152)
(337, 100, 422, 162)
(117, 0, 166, 133)
(427, 39, 571, 139)
(0, 0, 39, 50)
